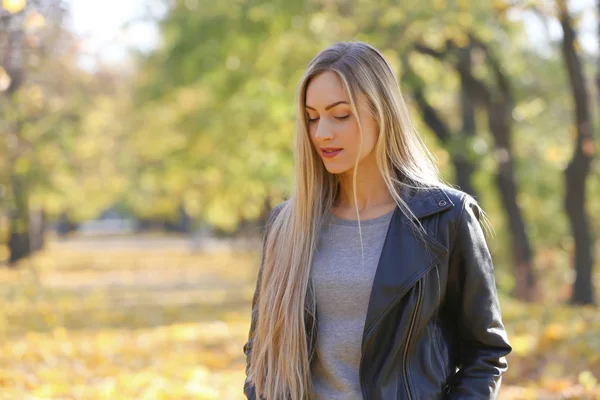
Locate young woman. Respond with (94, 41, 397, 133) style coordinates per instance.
(243, 41, 512, 400)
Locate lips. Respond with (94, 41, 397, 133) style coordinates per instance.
(321, 147, 343, 158)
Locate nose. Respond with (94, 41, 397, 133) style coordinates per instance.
(314, 119, 333, 141)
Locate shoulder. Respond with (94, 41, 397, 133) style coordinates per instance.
(436, 186, 492, 253)
(438, 186, 473, 207)
(437, 186, 482, 222)
(428, 186, 489, 245)
(270, 200, 288, 219)
(265, 199, 289, 229)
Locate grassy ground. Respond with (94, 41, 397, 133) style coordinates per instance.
(0, 237, 598, 399)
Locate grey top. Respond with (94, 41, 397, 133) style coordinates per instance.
(310, 208, 395, 399)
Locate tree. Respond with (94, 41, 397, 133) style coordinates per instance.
(415, 34, 538, 301)
(1, 1, 128, 264)
(556, 0, 596, 305)
(402, 45, 479, 198)
(130, 0, 324, 231)
(0, 0, 64, 264)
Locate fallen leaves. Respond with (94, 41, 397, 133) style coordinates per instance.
(0, 238, 598, 399)
(501, 295, 600, 399)
(0, 242, 257, 399)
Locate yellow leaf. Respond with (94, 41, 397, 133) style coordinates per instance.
(508, 334, 536, 356)
(578, 370, 598, 391)
(24, 9, 45, 30)
(545, 146, 562, 164)
(544, 323, 566, 341)
(2, 0, 26, 14)
(547, 379, 572, 393)
(0, 67, 11, 92)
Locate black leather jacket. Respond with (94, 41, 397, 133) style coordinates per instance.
(243, 186, 512, 399)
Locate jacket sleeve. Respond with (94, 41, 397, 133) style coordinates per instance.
(445, 194, 512, 399)
(242, 202, 285, 400)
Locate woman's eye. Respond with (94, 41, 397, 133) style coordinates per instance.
(306, 115, 347, 123)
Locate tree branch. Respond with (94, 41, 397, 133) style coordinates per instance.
(413, 41, 493, 107)
(401, 54, 451, 143)
(466, 32, 512, 104)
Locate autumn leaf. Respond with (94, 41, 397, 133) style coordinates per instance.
(2, 0, 26, 14)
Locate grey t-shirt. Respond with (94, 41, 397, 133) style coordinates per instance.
(310, 208, 395, 399)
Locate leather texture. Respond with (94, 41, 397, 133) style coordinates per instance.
(243, 186, 512, 399)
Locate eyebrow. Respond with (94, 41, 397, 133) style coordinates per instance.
(305, 101, 349, 111)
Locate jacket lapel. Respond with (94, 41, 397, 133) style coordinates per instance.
(361, 187, 454, 339)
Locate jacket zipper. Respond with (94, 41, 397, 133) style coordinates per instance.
(359, 260, 435, 400)
(359, 273, 431, 400)
(403, 279, 423, 400)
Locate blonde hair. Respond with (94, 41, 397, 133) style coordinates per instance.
(248, 40, 457, 399)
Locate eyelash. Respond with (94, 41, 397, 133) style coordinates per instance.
(308, 115, 349, 123)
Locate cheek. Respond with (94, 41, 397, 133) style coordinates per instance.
(365, 127, 379, 153)
(349, 123, 377, 156)
(341, 121, 361, 146)
(361, 118, 379, 151)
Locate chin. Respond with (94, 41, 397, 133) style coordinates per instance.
(323, 163, 350, 175)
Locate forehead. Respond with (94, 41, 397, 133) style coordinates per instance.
(305, 71, 348, 107)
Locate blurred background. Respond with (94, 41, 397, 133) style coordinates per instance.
(0, 0, 599, 398)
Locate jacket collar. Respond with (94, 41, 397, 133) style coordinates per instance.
(401, 185, 455, 220)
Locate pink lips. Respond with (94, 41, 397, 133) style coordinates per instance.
(321, 148, 343, 158)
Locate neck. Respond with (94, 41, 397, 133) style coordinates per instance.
(335, 160, 394, 213)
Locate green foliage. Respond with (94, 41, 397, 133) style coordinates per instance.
(129, 0, 506, 229)
(123, 1, 600, 277)
(0, 5, 130, 224)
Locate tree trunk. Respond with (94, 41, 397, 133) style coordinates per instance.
(8, 173, 30, 265)
(493, 142, 535, 300)
(29, 207, 46, 252)
(455, 46, 478, 198)
(177, 201, 191, 233)
(558, 0, 596, 305)
(4, 3, 29, 266)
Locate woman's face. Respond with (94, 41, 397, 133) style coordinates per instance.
(305, 71, 379, 175)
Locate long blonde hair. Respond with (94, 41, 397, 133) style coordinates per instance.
(248, 40, 456, 400)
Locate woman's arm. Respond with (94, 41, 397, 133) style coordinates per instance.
(445, 194, 513, 399)
(242, 202, 285, 400)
